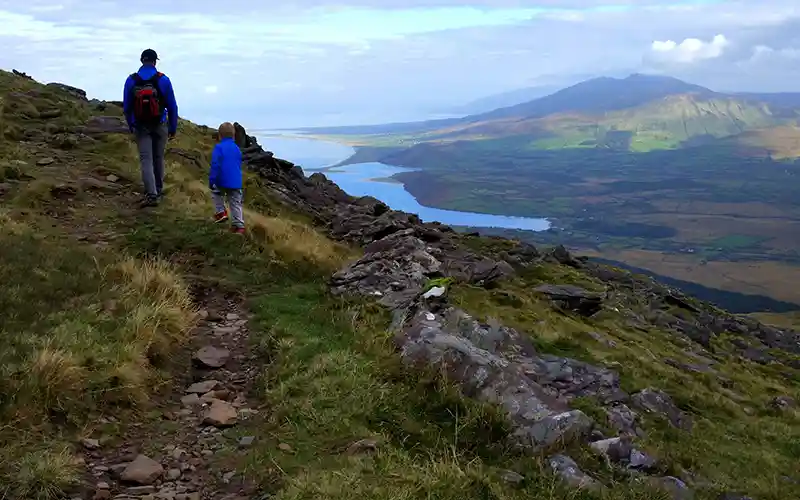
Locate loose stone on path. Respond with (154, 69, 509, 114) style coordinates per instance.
(203, 399, 238, 427)
(192, 346, 231, 368)
(119, 454, 163, 485)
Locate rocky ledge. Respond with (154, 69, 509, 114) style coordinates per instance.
(234, 124, 799, 498)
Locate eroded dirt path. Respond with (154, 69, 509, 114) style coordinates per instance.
(73, 289, 266, 500)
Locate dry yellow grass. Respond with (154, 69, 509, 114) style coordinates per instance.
(245, 209, 351, 270)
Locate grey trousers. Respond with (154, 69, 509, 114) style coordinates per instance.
(212, 188, 245, 228)
(135, 123, 168, 197)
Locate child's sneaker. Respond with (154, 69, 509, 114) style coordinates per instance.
(214, 210, 229, 223)
(231, 226, 246, 235)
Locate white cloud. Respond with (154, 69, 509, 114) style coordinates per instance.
(650, 34, 729, 64)
(204, 85, 218, 94)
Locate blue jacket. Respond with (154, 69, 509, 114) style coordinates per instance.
(209, 138, 243, 189)
(123, 65, 178, 134)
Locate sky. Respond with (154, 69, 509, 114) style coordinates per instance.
(0, 0, 798, 129)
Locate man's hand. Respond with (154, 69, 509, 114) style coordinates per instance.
(168, 131, 176, 141)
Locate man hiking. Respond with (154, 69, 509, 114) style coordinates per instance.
(123, 48, 179, 207)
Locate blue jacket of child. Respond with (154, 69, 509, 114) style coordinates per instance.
(209, 138, 243, 189)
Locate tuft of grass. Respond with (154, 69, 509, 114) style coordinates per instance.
(0, 214, 196, 498)
(0, 444, 81, 500)
(245, 209, 352, 271)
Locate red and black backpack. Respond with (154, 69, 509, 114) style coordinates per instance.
(130, 72, 164, 124)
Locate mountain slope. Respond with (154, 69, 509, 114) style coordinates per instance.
(471, 73, 716, 121)
(1, 69, 799, 500)
(354, 92, 783, 153)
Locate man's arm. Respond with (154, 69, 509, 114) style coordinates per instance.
(122, 75, 134, 131)
(160, 75, 179, 135)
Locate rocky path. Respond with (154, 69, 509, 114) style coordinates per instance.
(72, 292, 264, 500)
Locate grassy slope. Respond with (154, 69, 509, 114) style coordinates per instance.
(1, 69, 798, 500)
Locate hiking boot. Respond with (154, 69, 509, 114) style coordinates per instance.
(214, 210, 229, 223)
(140, 194, 159, 207)
(231, 226, 246, 235)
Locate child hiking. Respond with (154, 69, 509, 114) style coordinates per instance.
(210, 122, 246, 233)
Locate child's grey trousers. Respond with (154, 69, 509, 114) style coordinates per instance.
(212, 187, 245, 228)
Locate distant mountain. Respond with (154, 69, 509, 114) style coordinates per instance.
(299, 73, 715, 136)
(299, 74, 800, 155)
(470, 73, 717, 121)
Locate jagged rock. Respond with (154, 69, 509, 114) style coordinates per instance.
(192, 346, 230, 368)
(500, 470, 525, 486)
(396, 308, 597, 451)
(345, 438, 379, 455)
(119, 455, 163, 485)
(81, 437, 101, 450)
(589, 436, 633, 463)
(770, 395, 795, 412)
(534, 284, 603, 316)
(632, 388, 693, 431)
(49, 183, 78, 199)
(605, 403, 643, 436)
(548, 244, 583, 268)
(203, 399, 237, 427)
(233, 121, 250, 148)
(180, 393, 201, 406)
(186, 380, 220, 394)
(629, 448, 659, 471)
(46, 82, 88, 100)
(81, 116, 129, 137)
(331, 230, 442, 309)
(548, 455, 601, 491)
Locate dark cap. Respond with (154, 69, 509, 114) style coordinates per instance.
(140, 49, 159, 62)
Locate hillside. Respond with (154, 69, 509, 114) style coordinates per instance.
(1, 68, 799, 500)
